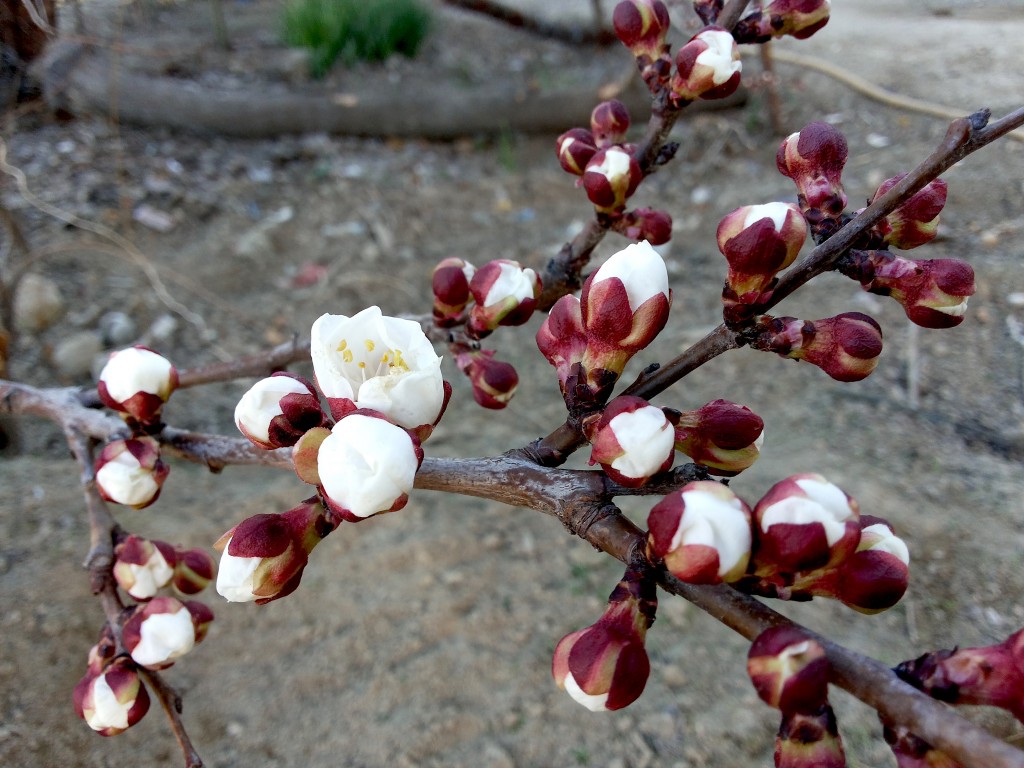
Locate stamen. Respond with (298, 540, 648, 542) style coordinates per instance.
(336, 339, 348, 352)
(364, 339, 376, 352)
(343, 349, 354, 363)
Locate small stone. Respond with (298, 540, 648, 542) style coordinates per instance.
(133, 204, 177, 232)
(53, 330, 104, 379)
(14, 273, 63, 332)
(99, 311, 137, 346)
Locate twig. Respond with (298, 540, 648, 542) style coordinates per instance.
(139, 669, 205, 768)
(441, 0, 618, 45)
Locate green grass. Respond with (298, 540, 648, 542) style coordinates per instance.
(281, 0, 433, 78)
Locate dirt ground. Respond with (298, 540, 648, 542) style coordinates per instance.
(2, 1, 1023, 766)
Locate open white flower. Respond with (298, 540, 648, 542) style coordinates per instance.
(317, 414, 421, 521)
(311, 307, 445, 430)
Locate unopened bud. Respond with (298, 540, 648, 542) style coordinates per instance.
(591, 100, 631, 147)
(776, 122, 848, 218)
(647, 481, 752, 584)
(617, 207, 673, 245)
(718, 203, 806, 310)
(670, 28, 742, 103)
(113, 535, 176, 601)
(172, 547, 217, 596)
(97, 346, 178, 426)
(582, 147, 643, 213)
(214, 497, 334, 603)
(673, 399, 764, 475)
(775, 705, 847, 768)
(432, 257, 476, 326)
(736, 0, 831, 43)
(552, 568, 656, 711)
(94, 437, 169, 509)
(184, 599, 215, 644)
(588, 396, 675, 488)
(747, 626, 829, 714)
(757, 312, 883, 382)
(234, 372, 326, 450)
(536, 295, 593, 402)
(752, 473, 860, 576)
(883, 724, 962, 768)
(73, 656, 150, 736)
(455, 349, 519, 410)
(122, 596, 197, 670)
(467, 259, 542, 338)
(870, 175, 947, 250)
(612, 0, 670, 60)
(840, 250, 974, 329)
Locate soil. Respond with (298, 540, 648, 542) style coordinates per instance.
(2, 1, 1023, 767)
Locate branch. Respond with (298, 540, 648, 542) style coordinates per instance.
(442, 0, 618, 45)
(139, 669, 205, 768)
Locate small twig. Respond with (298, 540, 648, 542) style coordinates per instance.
(758, 42, 784, 135)
(441, 0, 618, 45)
(139, 669, 205, 768)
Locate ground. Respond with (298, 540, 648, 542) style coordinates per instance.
(1, 1, 1023, 767)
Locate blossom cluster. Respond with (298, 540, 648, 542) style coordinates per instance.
(216, 306, 448, 603)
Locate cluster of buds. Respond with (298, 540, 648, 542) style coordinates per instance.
(216, 307, 442, 604)
(734, 0, 832, 44)
(585, 395, 675, 487)
(894, 627, 1024, 723)
(746, 626, 846, 768)
(113, 534, 218, 601)
(537, 241, 671, 410)
(717, 202, 807, 323)
(751, 312, 884, 382)
(670, 399, 765, 475)
(552, 567, 656, 711)
(555, 101, 661, 227)
(94, 347, 179, 508)
(838, 249, 975, 329)
(648, 474, 909, 613)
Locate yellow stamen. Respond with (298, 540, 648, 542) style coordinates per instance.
(364, 339, 375, 352)
(342, 349, 354, 363)
(336, 339, 348, 352)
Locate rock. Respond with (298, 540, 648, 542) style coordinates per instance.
(133, 204, 177, 232)
(52, 330, 104, 379)
(98, 311, 137, 346)
(13, 273, 63, 332)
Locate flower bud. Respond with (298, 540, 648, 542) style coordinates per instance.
(616, 207, 673, 245)
(612, 0, 670, 60)
(753, 473, 860, 576)
(647, 480, 753, 584)
(467, 259, 542, 338)
(775, 705, 846, 768)
(582, 147, 643, 213)
(802, 515, 909, 613)
(94, 437, 169, 509)
(557, 128, 599, 177)
(97, 346, 178, 425)
(587, 396, 675, 487)
(747, 626, 830, 714)
(717, 202, 806, 306)
(311, 306, 449, 432)
(883, 724, 962, 768)
(122, 596, 197, 670)
(113, 535, 176, 601)
(73, 656, 150, 736)
(758, 312, 883, 382)
(317, 413, 423, 522)
(670, 28, 742, 102)
(894, 627, 1024, 722)
(552, 568, 656, 711)
(737, 0, 831, 43)
(455, 349, 519, 410)
(432, 257, 476, 326)
(214, 497, 333, 603)
(536, 295, 594, 401)
(870, 175, 947, 250)
(234, 372, 326, 450)
(172, 547, 217, 595)
(840, 250, 974, 329)
(184, 599, 215, 644)
(581, 240, 671, 363)
(590, 100, 631, 148)
(673, 399, 764, 476)
(776, 122, 848, 218)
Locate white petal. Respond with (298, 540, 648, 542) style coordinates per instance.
(862, 524, 910, 565)
(563, 672, 609, 712)
(234, 376, 310, 443)
(96, 452, 159, 507)
(695, 30, 741, 85)
(672, 490, 752, 576)
(100, 348, 174, 403)
(125, 550, 174, 600)
(131, 608, 195, 667)
(591, 146, 632, 180)
(742, 202, 792, 231)
(483, 263, 536, 307)
(594, 241, 669, 312)
(86, 675, 132, 731)
(608, 406, 674, 479)
(760, 478, 854, 547)
(216, 547, 261, 603)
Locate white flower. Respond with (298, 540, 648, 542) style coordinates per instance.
(311, 306, 445, 429)
(215, 544, 261, 603)
(607, 406, 675, 480)
(317, 414, 420, 519)
(99, 347, 176, 404)
(129, 604, 196, 668)
(592, 241, 670, 312)
(694, 29, 742, 85)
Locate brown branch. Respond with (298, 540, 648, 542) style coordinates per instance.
(718, 0, 751, 31)
(139, 668, 205, 768)
(441, 0, 618, 46)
